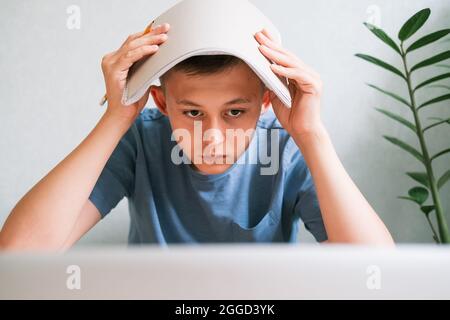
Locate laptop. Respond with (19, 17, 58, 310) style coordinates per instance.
(1, 244, 449, 299)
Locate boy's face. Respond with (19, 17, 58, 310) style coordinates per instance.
(150, 61, 271, 175)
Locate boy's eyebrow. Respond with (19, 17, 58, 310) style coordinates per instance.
(176, 97, 252, 107)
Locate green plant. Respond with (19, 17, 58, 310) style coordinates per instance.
(355, 8, 450, 243)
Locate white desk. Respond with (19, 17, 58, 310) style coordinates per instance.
(1, 244, 449, 299)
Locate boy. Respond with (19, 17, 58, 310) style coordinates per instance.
(0, 23, 394, 250)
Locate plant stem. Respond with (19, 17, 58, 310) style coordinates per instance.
(425, 213, 440, 243)
(400, 43, 450, 243)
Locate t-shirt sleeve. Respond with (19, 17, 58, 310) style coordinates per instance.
(88, 124, 137, 219)
(294, 156, 328, 242)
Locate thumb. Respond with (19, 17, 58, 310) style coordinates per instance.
(269, 91, 290, 127)
(136, 86, 152, 111)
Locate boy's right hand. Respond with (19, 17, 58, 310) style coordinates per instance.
(101, 23, 170, 124)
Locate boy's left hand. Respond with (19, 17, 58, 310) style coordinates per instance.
(254, 28, 325, 140)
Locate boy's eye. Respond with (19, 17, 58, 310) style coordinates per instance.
(184, 110, 203, 118)
(226, 109, 244, 117)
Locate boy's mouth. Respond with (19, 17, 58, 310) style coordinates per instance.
(201, 154, 232, 164)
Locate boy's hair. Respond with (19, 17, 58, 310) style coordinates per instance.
(159, 54, 265, 93)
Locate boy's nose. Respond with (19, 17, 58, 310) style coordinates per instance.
(203, 127, 224, 145)
(203, 118, 225, 137)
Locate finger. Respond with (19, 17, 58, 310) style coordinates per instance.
(255, 31, 320, 79)
(259, 44, 296, 68)
(127, 33, 168, 51)
(118, 23, 170, 51)
(118, 23, 170, 56)
(118, 31, 146, 51)
(270, 64, 321, 95)
(261, 28, 277, 43)
(147, 22, 170, 36)
(116, 45, 159, 71)
(259, 28, 301, 63)
(255, 31, 292, 57)
(127, 30, 147, 41)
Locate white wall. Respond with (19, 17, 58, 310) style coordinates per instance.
(0, 0, 449, 245)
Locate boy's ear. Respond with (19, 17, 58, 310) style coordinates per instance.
(149, 85, 169, 116)
(261, 89, 271, 115)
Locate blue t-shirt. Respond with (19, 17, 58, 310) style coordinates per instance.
(88, 107, 328, 244)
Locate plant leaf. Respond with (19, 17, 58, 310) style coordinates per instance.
(431, 148, 450, 161)
(417, 93, 450, 110)
(438, 169, 450, 189)
(367, 84, 411, 108)
(355, 54, 406, 79)
(375, 108, 416, 132)
(383, 135, 424, 163)
(406, 29, 450, 53)
(406, 172, 429, 188)
(414, 73, 450, 91)
(427, 84, 450, 91)
(421, 205, 435, 215)
(364, 22, 401, 54)
(398, 196, 418, 204)
(408, 186, 429, 205)
(436, 64, 450, 69)
(398, 8, 431, 41)
(423, 117, 450, 132)
(411, 50, 450, 72)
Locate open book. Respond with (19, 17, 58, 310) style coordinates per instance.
(123, 0, 292, 108)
